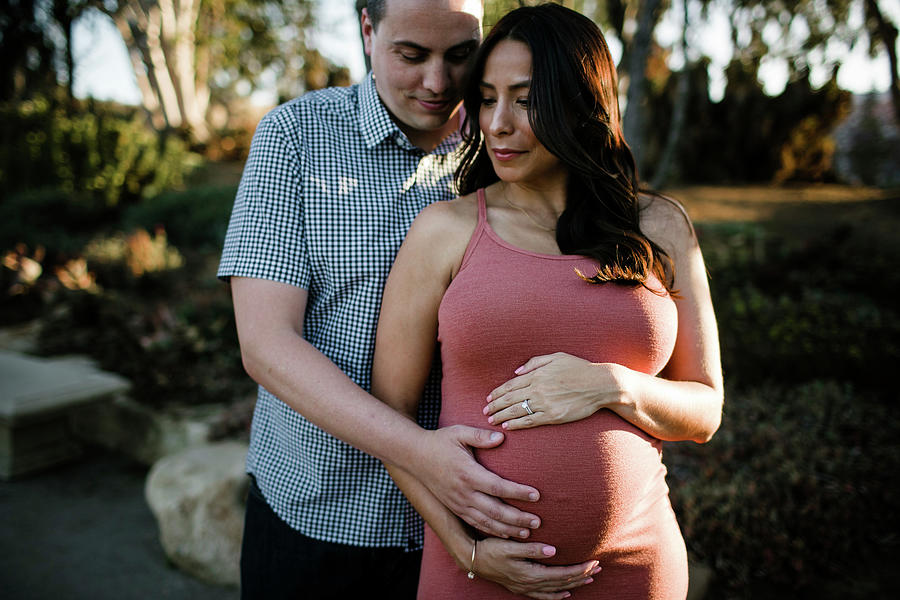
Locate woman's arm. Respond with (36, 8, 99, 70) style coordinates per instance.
(484, 197, 724, 443)
(373, 201, 600, 598)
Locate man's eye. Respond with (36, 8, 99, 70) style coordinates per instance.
(447, 49, 473, 63)
(400, 52, 425, 62)
(480, 97, 496, 106)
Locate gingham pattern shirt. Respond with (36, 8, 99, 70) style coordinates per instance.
(218, 73, 460, 550)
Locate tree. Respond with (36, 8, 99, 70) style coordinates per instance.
(651, 0, 690, 188)
(0, 0, 58, 100)
(87, 0, 341, 144)
(620, 0, 664, 173)
(864, 0, 900, 123)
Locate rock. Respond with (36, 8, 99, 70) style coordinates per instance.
(72, 396, 232, 466)
(145, 441, 249, 586)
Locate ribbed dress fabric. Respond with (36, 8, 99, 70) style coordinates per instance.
(417, 189, 688, 599)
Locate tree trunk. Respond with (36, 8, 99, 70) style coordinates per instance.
(865, 0, 900, 124)
(651, 0, 690, 189)
(104, 0, 210, 142)
(51, 0, 76, 101)
(623, 0, 662, 174)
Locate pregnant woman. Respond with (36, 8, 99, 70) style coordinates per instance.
(372, 4, 723, 598)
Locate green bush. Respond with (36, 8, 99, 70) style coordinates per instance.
(122, 185, 238, 251)
(0, 187, 102, 255)
(37, 283, 254, 408)
(666, 381, 900, 598)
(698, 222, 900, 389)
(0, 94, 200, 208)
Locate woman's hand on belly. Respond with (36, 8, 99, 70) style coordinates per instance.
(475, 537, 601, 599)
(485, 353, 625, 430)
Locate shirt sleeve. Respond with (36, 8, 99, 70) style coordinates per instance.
(217, 105, 311, 289)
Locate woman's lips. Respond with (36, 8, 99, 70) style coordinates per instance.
(491, 148, 524, 161)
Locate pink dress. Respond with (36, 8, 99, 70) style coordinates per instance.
(418, 189, 688, 599)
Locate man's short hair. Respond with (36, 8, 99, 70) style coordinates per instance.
(366, 0, 387, 29)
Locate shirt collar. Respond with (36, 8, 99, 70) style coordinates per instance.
(358, 72, 462, 156)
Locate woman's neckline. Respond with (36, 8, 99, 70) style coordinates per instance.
(480, 191, 584, 261)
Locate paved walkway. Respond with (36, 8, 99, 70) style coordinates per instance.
(0, 446, 240, 600)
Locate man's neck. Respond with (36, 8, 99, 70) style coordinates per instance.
(401, 112, 461, 153)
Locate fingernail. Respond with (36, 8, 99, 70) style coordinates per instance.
(563, 594, 571, 599)
(485, 394, 492, 402)
(529, 492, 539, 501)
(530, 519, 540, 528)
(591, 566, 602, 575)
(489, 432, 503, 442)
(585, 578, 594, 584)
(487, 416, 494, 424)
(591, 561, 600, 570)
(501, 423, 508, 429)
(514, 366, 524, 374)
(519, 529, 529, 538)
(482, 406, 489, 415)
(542, 545, 556, 556)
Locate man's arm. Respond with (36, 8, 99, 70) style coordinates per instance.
(230, 276, 540, 538)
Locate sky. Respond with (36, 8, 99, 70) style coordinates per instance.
(72, 0, 900, 107)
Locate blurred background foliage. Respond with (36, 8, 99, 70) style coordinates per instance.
(1, 0, 899, 598)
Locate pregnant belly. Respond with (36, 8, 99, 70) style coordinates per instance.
(472, 409, 668, 565)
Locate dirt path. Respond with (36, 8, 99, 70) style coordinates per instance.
(667, 184, 900, 236)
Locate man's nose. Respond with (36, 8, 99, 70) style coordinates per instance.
(422, 60, 451, 95)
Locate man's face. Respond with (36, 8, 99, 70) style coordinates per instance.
(362, 0, 482, 150)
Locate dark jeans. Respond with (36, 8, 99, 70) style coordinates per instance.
(240, 477, 422, 599)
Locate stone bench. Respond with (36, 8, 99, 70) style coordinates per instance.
(0, 350, 131, 479)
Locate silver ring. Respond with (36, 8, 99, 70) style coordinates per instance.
(522, 400, 534, 415)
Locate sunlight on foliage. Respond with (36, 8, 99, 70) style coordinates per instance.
(2, 243, 45, 295)
(55, 258, 99, 293)
(84, 227, 184, 277)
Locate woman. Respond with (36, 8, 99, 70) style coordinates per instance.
(372, 4, 723, 599)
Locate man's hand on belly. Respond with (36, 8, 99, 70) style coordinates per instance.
(415, 425, 543, 539)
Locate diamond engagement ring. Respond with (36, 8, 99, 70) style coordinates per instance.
(522, 400, 534, 415)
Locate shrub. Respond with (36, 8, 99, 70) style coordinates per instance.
(37, 283, 254, 408)
(0, 95, 201, 208)
(122, 185, 238, 251)
(698, 222, 900, 389)
(666, 381, 900, 598)
(0, 187, 104, 255)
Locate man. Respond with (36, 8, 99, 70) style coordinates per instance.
(219, 1, 599, 597)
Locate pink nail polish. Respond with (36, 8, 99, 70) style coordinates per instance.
(487, 417, 494, 424)
(485, 394, 492, 402)
(514, 366, 523, 374)
(542, 546, 555, 556)
(501, 422, 508, 429)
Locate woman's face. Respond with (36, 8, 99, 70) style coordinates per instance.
(478, 39, 565, 187)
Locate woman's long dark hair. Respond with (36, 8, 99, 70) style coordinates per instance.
(456, 3, 676, 293)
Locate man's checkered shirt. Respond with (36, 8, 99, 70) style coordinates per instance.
(218, 73, 461, 550)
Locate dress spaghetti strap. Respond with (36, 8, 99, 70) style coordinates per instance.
(457, 189, 489, 274)
(476, 188, 488, 226)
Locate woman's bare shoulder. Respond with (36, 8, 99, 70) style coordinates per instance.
(401, 193, 480, 269)
(409, 193, 478, 239)
(639, 192, 697, 256)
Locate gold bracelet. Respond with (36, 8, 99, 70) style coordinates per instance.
(467, 539, 477, 580)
